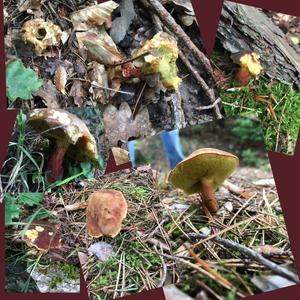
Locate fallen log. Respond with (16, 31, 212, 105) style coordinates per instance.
(217, 2, 300, 88)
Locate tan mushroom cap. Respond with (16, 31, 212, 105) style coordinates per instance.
(28, 109, 98, 162)
(22, 221, 61, 253)
(168, 148, 239, 194)
(86, 189, 128, 238)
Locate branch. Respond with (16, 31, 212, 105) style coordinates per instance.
(187, 233, 299, 283)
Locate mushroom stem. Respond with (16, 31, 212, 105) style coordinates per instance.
(46, 141, 69, 183)
(236, 67, 251, 85)
(199, 179, 219, 214)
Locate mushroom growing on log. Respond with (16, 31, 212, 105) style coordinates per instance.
(168, 148, 239, 215)
(231, 51, 263, 85)
(28, 109, 98, 183)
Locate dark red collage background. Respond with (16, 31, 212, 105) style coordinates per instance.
(0, 0, 299, 299)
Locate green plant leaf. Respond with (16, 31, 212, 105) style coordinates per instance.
(4, 194, 21, 225)
(6, 59, 43, 102)
(18, 193, 43, 207)
(80, 161, 93, 178)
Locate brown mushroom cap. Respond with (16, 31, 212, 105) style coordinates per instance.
(22, 220, 61, 253)
(28, 109, 98, 162)
(168, 148, 239, 195)
(86, 189, 128, 238)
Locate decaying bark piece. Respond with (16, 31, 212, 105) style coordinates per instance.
(218, 2, 300, 88)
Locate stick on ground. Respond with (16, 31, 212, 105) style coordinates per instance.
(188, 233, 299, 283)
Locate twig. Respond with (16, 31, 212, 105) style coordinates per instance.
(162, 253, 245, 297)
(188, 233, 299, 283)
(186, 246, 234, 288)
(91, 82, 135, 96)
(133, 82, 147, 119)
(179, 51, 222, 119)
(157, 252, 167, 287)
(113, 52, 151, 67)
(195, 99, 222, 112)
(195, 279, 224, 300)
(177, 215, 260, 254)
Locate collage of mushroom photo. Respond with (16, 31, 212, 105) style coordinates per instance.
(3, 0, 300, 299)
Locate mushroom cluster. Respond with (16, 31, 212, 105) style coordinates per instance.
(168, 148, 239, 215)
(28, 109, 98, 183)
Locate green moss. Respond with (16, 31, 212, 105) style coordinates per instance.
(221, 76, 300, 155)
(49, 274, 63, 290)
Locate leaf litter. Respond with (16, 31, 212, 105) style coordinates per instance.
(5, 0, 223, 140)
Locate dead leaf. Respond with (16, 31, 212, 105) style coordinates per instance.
(76, 28, 124, 65)
(69, 80, 86, 106)
(33, 80, 61, 108)
(22, 220, 61, 253)
(70, 1, 119, 30)
(111, 147, 130, 165)
(54, 65, 67, 94)
(103, 102, 155, 146)
(88, 62, 109, 103)
(45, 59, 73, 75)
(18, 0, 44, 17)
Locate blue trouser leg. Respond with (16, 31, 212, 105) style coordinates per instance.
(127, 140, 137, 168)
(127, 130, 185, 169)
(160, 129, 185, 169)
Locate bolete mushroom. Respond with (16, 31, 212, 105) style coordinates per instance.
(28, 109, 98, 183)
(86, 189, 128, 238)
(168, 148, 239, 215)
(231, 51, 263, 85)
(22, 221, 61, 253)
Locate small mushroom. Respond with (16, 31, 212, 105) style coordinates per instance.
(28, 109, 98, 183)
(22, 220, 61, 253)
(231, 51, 263, 85)
(168, 148, 239, 215)
(21, 19, 62, 55)
(86, 189, 128, 238)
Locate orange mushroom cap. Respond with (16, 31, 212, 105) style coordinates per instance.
(86, 189, 128, 238)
